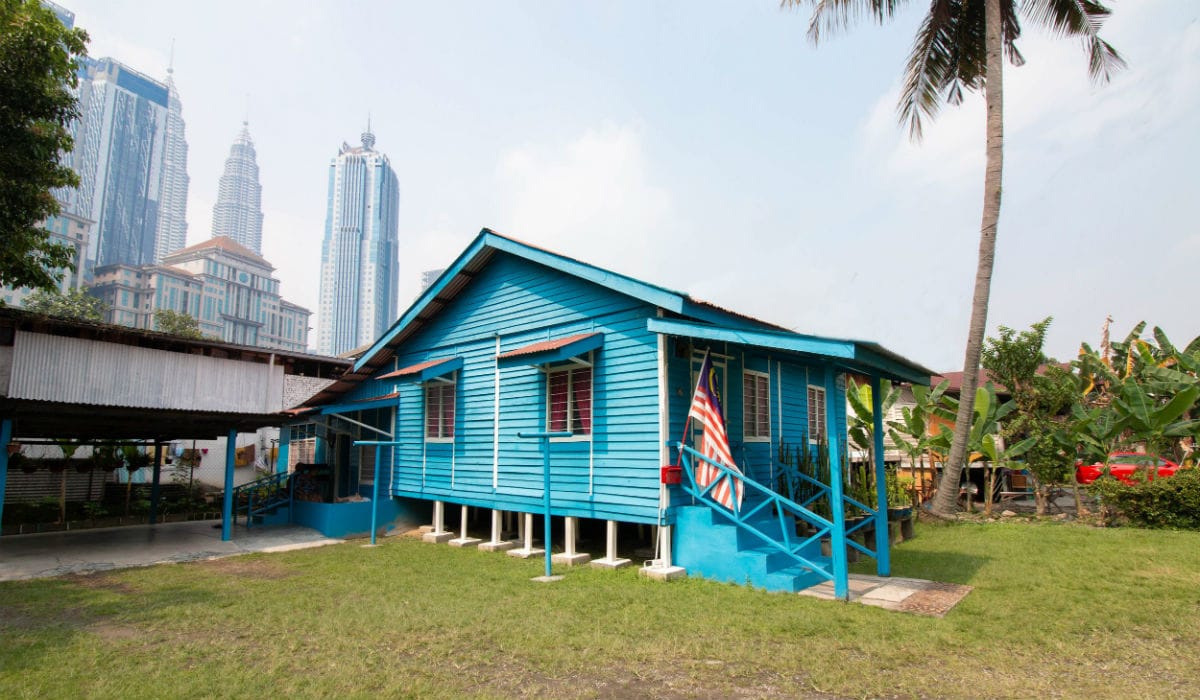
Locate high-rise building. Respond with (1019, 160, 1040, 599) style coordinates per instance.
(210, 122, 264, 254)
(60, 57, 174, 276)
(419, 268, 445, 293)
(90, 237, 310, 352)
(155, 60, 189, 260)
(316, 128, 399, 356)
(1, 210, 92, 309)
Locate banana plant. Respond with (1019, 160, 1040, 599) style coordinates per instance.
(979, 432, 1037, 517)
(886, 379, 949, 503)
(846, 377, 899, 470)
(1111, 379, 1200, 477)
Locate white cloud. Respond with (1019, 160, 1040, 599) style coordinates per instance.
(493, 122, 681, 284)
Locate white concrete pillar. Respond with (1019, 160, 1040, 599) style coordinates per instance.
(449, 504, 482, 548)
(423, 500, 453, 543)
(480, 508, 515, 552)
(639, 524, 686, 581)
(553, 516, 590, 566)
(591, 519, 630, 569)
(507, 512, 544, 559)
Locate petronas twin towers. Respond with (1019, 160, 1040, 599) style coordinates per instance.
(211, 122, 400, 357)
(210, 122, 264, 253)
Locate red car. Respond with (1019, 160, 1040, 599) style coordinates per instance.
(1075, 453, 1181, 485)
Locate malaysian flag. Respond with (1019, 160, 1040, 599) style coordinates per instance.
(687, 351, 744, 510)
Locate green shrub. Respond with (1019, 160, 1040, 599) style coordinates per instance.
(1091, 468, 1200, 529)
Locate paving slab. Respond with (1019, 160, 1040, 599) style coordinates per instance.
(0, 521, 341, 582)
(798, 573, 972, 617)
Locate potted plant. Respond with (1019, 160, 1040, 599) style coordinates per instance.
(885, 470, 914, 520)
(91, 445, 121, 471)
(122, 445, 152, 472)
(10, 451, 36, 474)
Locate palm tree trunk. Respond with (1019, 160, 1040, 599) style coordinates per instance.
(930, 0, 1005, 517)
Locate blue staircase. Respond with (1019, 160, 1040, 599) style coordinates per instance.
(674, 500, 830, 592)
(232, 471, 293, 528)
(670, 443, 885, 595)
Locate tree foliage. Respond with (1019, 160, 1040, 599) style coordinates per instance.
(0, 0, 89, 293)
(22, 288, 106, 322)
(154, 309, 204, 339)
(783, 0, 1123, 517)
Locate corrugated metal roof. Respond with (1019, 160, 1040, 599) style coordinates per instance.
(496, 333, 601, 361)
(377, 356, 461, 381)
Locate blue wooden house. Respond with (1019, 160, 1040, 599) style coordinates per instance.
(287, 229, 931, 598)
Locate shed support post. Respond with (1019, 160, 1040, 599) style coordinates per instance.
(221, 429, 236, 541)
(825, 365, 849, 600)
(0, 418, 11, 533)
(871, 375, 891, 577)
(149, 443, 163, 525)
(277, 425, 290, 474)
(591, 519, 630, 569)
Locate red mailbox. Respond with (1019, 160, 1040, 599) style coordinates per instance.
(660, 465, 683, 485)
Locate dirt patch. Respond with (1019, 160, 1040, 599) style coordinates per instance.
(70, 572, 139, 595)
(197, 555, 296, 580)
(0, 606, 39, 630)
(897, 581, 973, 618)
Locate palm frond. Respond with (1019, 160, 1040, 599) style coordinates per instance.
(782, 0, 907, 45)
(898, 0, 959, 140)
(1022, 0, 1126, 83)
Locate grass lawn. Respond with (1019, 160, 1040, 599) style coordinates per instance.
(2, 520, 1199, 699)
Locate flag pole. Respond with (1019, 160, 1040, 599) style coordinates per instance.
(674, 349, 709, 467)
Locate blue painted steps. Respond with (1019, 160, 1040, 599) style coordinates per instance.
(673, 502, 830, 593)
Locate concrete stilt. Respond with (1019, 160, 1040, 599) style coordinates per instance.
(552, 516, 590, 566)
(591, 519, 631, 569)
(449, 504, 482, 547)
(423, 500, 454, 543)
(507, 512, 544, 558)
(639, 525, 686, 581)
(479, 509, 515, 552)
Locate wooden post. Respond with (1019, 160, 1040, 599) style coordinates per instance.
(221, 429, 236, 541)
(871, 375, 891, 577)
(149, 443, 163, 525)
(825, 366, 848, 600)
(0, 419, 11, 532)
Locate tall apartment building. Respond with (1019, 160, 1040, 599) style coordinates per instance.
(58, 56, 180, 276)
(90, 237, 310, 352)
(316, 128, 400, 356)
(210, 122, 264, 254)
(1, 211, 92, 308)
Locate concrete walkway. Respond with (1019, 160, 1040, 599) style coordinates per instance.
(799, 573, 973, 617)
(0, 520, 342, 582)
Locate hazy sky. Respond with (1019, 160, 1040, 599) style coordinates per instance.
(64, 1, 1199, 370)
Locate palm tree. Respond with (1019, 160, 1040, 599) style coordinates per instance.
(784, 0, 1123, 515)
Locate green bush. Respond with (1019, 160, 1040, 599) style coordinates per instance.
(1091, 468, 1200, 529)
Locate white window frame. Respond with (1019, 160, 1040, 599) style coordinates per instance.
(358, 444, 376, 485)
(807, 384, 827, 444)
(545, 359, 593, 441)
(742, 369, 771, 442)
(424, 374, 456, 443)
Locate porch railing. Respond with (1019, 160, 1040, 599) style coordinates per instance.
(672, 443, 838, 580)
(232, 471, 293, 529)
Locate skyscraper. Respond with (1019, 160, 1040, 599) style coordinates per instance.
(61, 57, 172, 276)
(154, 59, 189, 260)
(316, 128, 400, 356)
(210, 122, 264, 253)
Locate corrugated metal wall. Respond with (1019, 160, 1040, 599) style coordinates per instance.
(9, 331, 284, 413)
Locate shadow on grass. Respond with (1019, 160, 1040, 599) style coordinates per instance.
(886, 547, 990, 585)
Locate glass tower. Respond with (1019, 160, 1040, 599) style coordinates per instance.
(60, 57, 172, 277)
(210, 122, 264, 254)
(316, 128, 400, 356)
